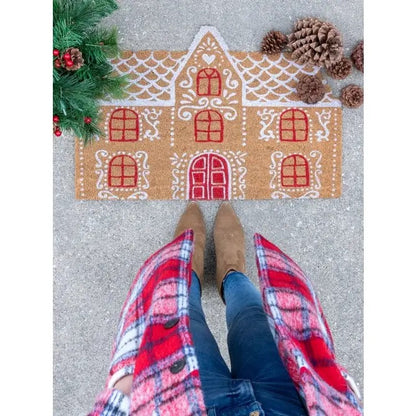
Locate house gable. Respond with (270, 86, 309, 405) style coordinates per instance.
(173, 26, 244, 88)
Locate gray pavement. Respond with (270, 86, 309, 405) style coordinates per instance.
(53, 1, 363, 414)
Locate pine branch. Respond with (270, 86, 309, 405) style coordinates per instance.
(53, 19, 83, 50)
(85, 27, 120, 58)
(53, 0, 125, 143)
(54, 0, 118, 37)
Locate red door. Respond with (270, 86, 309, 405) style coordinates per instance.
(188, 154, 229, 200)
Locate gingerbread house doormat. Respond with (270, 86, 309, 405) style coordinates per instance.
(75, 27, 342, 200)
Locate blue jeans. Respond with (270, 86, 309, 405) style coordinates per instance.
(188, 271, 308, 416)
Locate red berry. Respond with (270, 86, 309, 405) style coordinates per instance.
(54, 129, 62, 137)
(53, 115, 60, 123)
(54, 59, 61, 68)
(84, 117, 92, 124)
(53, 49, 60, 56)
(63, 52, 71, 60)
(66, 60, 74, 67)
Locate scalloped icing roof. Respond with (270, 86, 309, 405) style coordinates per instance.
(105, 27, 340, 107)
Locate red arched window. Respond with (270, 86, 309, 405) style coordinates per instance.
(194, 110, 224, 142)
(108, 155, 137, 188)
(281, 155, 310, 187)
(109, 109, 139, 142)
(279, 109, 308, 142)
(188, 153, 229, 200)
(197, 68, 221, 96)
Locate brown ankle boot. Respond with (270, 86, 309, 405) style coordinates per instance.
(174, 202, 206, 286)
(213, 202, 246, 301)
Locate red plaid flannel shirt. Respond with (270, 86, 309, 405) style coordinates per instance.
(88, 230, 362, 416)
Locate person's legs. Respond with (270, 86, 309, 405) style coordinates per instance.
(223, 271, 308, 416)
(176, 203, 249, 410)
(212, 203, 306, 414)
(188, 270, 233, 407)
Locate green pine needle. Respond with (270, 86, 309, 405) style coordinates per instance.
(53, 0, 126, 144)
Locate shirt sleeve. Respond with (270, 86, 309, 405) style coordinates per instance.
(88, 388, 130, 416)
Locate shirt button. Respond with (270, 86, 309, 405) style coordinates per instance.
(164, 317, 180, 329)
(169, 358, 186, 374)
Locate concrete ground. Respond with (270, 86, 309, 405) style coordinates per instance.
(53, 1, 363, 414)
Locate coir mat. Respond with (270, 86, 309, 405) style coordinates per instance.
(75, 26, 342, 200)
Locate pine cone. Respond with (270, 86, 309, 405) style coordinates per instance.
(326, 57, 352, 79)
(351, 41, 364, 72)
(288, 18, 343, 67)
(64, 47, 84, 71)
(341, 84, 363, 108)
(261, 30, 288, 54)
(296, 74, 326, 104)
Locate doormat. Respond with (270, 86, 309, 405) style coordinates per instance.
(75, 26, 342, 200)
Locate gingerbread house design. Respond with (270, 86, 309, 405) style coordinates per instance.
(75, 26, 342, 200)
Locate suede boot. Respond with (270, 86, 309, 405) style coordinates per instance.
(174, 202, 206, 286)
(213, 202, 246, 301)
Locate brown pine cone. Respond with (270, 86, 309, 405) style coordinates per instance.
(296, 74, 326, 104)
(351, 41, 364, 72)
(326, 57, 353, 79)
(341, 84, 363, 108)
(64, 47, 84, 71)
(261, 30, 288, 54)
(288, 18, 343, 67)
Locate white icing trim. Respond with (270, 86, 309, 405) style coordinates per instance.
(99, 98, 175, 107)
(269, 150, 323, 199)
(95, 150, 150, 200)
(244, 98, 341, 108)
(100, 27, 340, 107)
(171, 26, 245, 87)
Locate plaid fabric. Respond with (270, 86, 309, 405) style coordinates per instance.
(88, 388, 130, 416)
(90, 230, 206, 416)
(90, 231, 361, 416)
(254, 233, 362, 416)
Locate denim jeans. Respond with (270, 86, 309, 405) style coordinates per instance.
(188, 271, 308, 416)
